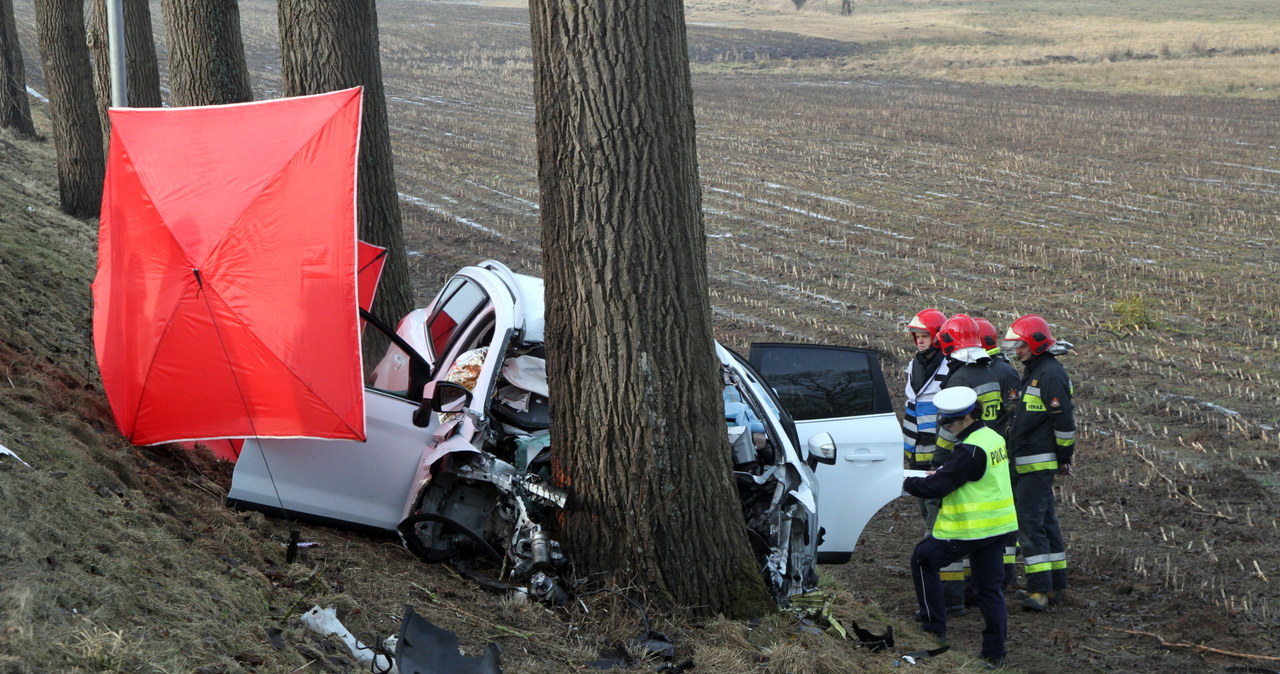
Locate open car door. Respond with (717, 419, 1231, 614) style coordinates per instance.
(749, 343, 903, 564)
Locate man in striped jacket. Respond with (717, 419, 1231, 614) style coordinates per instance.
(1003, 314, 1076, 612)
(903, 308, 949, 472)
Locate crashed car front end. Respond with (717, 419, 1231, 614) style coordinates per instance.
(229, 260, 826, 606)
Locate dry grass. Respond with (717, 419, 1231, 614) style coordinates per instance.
(682, 0, 1280, 96)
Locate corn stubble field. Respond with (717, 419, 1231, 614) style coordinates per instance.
(4, 0, 1279, 671)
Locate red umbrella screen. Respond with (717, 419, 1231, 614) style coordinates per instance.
(93, 88, 367, 445)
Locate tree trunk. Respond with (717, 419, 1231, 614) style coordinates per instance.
(0, 0, 35, 136)
(529, 0, 772, 616)
(87, 0, 161, 151)
(277, 0, 413, 336)
(159, 0, 252, 106)
(32, 0, 103, 217)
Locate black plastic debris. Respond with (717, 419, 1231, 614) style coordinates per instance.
(847, 619, 894, 652)
(395, 605, 502, 674)
(585, 592, 682, 670)
(900, 643, 951, 661)
(263, 626, 285, 651)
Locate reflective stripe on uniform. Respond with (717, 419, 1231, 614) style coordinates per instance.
(940, 560, 966, 581)
(973, 382, 1001, 396)
(1014, 452, 1058, 474)
(1055, 429, 1075, 447)
(1024, 553, 1055, 575)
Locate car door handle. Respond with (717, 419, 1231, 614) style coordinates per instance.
(844, 450, 886, 462)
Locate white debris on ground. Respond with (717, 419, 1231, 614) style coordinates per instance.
(300, 605, 398, 674)
(0, 442, 30, 467)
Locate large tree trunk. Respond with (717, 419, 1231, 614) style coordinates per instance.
(529, 0, 772, 616)
(32, 0, 103, 217)
(159, 0, 252, 106)
(277, 0, 412, 336)
(0, 0, 35, 136)
(87, 0, 161, 152)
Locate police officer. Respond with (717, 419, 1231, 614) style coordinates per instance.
(933, 314, 1022, 612)
(904, 386, 1016, 670)
(1003, 314, 1076, 611)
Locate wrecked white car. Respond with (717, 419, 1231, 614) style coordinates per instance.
(228, 260, 902, 603)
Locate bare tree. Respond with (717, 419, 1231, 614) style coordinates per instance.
(842, 0, 854, 16)
(160, 0, 252, 106)
(277, 0, 412, 332)
(32, 0, 103, 216)
(0, 0, 34, 136)
(87, 0, 161, 150)
(529, 0, 772, 616)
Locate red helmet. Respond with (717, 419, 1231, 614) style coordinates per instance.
(907, 308, 947, 347)
(937, 314, 982, 357)
(974, 317, 1000, 351)
(1003, 314, 1056, 355)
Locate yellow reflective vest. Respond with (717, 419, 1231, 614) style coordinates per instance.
(934, 426, 1018, 541)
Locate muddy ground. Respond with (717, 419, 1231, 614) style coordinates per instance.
(3, 0, 1279, 672)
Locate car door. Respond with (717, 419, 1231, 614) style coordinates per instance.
(749, 343, 903, 564)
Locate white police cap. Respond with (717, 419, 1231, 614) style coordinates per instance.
(935, 386, 978, 423)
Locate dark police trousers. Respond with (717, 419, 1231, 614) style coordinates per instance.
(912, 534, 1007, 660)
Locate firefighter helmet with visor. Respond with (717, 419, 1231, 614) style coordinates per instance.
(1002, 314, 1056, 355)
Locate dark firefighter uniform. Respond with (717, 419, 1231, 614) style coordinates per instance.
(905, 416, 1016, 666)
(1007, 351, 1075, 597)
(986, 344, 1024, 576)
(934, 357, 1022, 608)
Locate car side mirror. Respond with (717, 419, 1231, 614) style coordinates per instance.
(412, 380, 474, 427)
(806, 432, 837, 466)
(433, 381, 473, 413)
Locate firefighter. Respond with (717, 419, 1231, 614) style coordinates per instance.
(904, 386, 1015, 670)
(1003, 314, 1076, 611)
(976, 315, 1024, 584)
(903, 308, 949, 472)
(933, 314, 1022, 612)
(967, 318, 1018, 406)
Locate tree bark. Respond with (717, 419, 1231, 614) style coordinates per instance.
(0, 0, 35, 136)
(277, 0, 413, 335)
(159, 0, 252, 106)
(529, 0, 772, 616)
(32, 0, 103, 217)
(87, 0, 161, 151)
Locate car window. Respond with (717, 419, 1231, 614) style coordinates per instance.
(723, 348, 799, 454)
(751, 346, 878, 421)
(425, 278, 489, 362)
